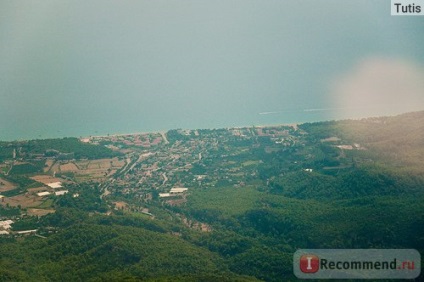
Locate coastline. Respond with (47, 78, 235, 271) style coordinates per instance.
(83, 122, 301, 140)
(3, 110, 423, 142)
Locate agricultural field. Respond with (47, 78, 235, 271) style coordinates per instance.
(59, 162, 79, 172)
(26, 208, 55, 217)
(52, 158, 126, 182)
(27, 187, 50, 194)
(1, 193, 43, 208)
(0, 177, 17, 192)
(43, 159, 55, 172)
(30, 175, 64, 186)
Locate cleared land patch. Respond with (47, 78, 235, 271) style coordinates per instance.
(187, 185, 262, 216)
(27, 187, 50, 194)
(55, 158, 126, 182)
(27, 208, 55, 217)
(1, 193, 43, 208)
(30, 175, 63, 186)
(0, 178, 17, 192)
(43, 159, 55, 172)
(59, 162, 79, 172)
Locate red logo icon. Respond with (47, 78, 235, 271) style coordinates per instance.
(300, 254, 319, 273)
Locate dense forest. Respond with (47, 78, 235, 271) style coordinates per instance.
(0, 112, 423, 281)
(0, 142, 13, 162)
(18, 138, 121, 160)
(0, 137, 121, 161)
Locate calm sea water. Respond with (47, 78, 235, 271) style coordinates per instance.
(0, 105, 413, 141)
(1, 1, 424, 141)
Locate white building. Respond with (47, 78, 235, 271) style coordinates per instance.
(160, 187, 189, 198)
(170, 187, 188, 194)
(55, 190, 69, 196)
(0, 220, 14, 230)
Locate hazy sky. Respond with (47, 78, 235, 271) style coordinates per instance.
(1, 0, 424, 140)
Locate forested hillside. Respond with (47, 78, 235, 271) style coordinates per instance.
(20, 138, 122, 160)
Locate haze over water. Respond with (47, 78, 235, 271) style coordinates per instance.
(1, 1, 424, 141)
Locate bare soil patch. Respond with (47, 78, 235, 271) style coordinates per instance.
(88, 162, 101, 169)
(74, 160, 90, 170)
(27, 187, 50, 194)
(60, 162, 79, 172)
(111, 158, 125, 167)
(1, 194, 43, 208)
(43, 159, 55, 172)
(50, 162, 61, 173)
(0, 178, 17, 192)
(27, 208, 55, 217)
(113, 201, 128, 210)
(30, 175, 63, 185)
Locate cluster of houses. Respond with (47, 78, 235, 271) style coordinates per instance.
(84, 133, 163, 148)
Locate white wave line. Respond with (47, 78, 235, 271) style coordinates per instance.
(258, 111, 283, 115)
(303, 108, 335, 112)
(259, 107, 355, 115)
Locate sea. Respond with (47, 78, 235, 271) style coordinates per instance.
(1, 1, 424, 141)
(1, 103, 418, 142)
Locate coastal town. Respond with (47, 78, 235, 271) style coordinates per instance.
(0, 123, 362, 236)
(1, 112, 423, 281)
(85, 126, 302, 205)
